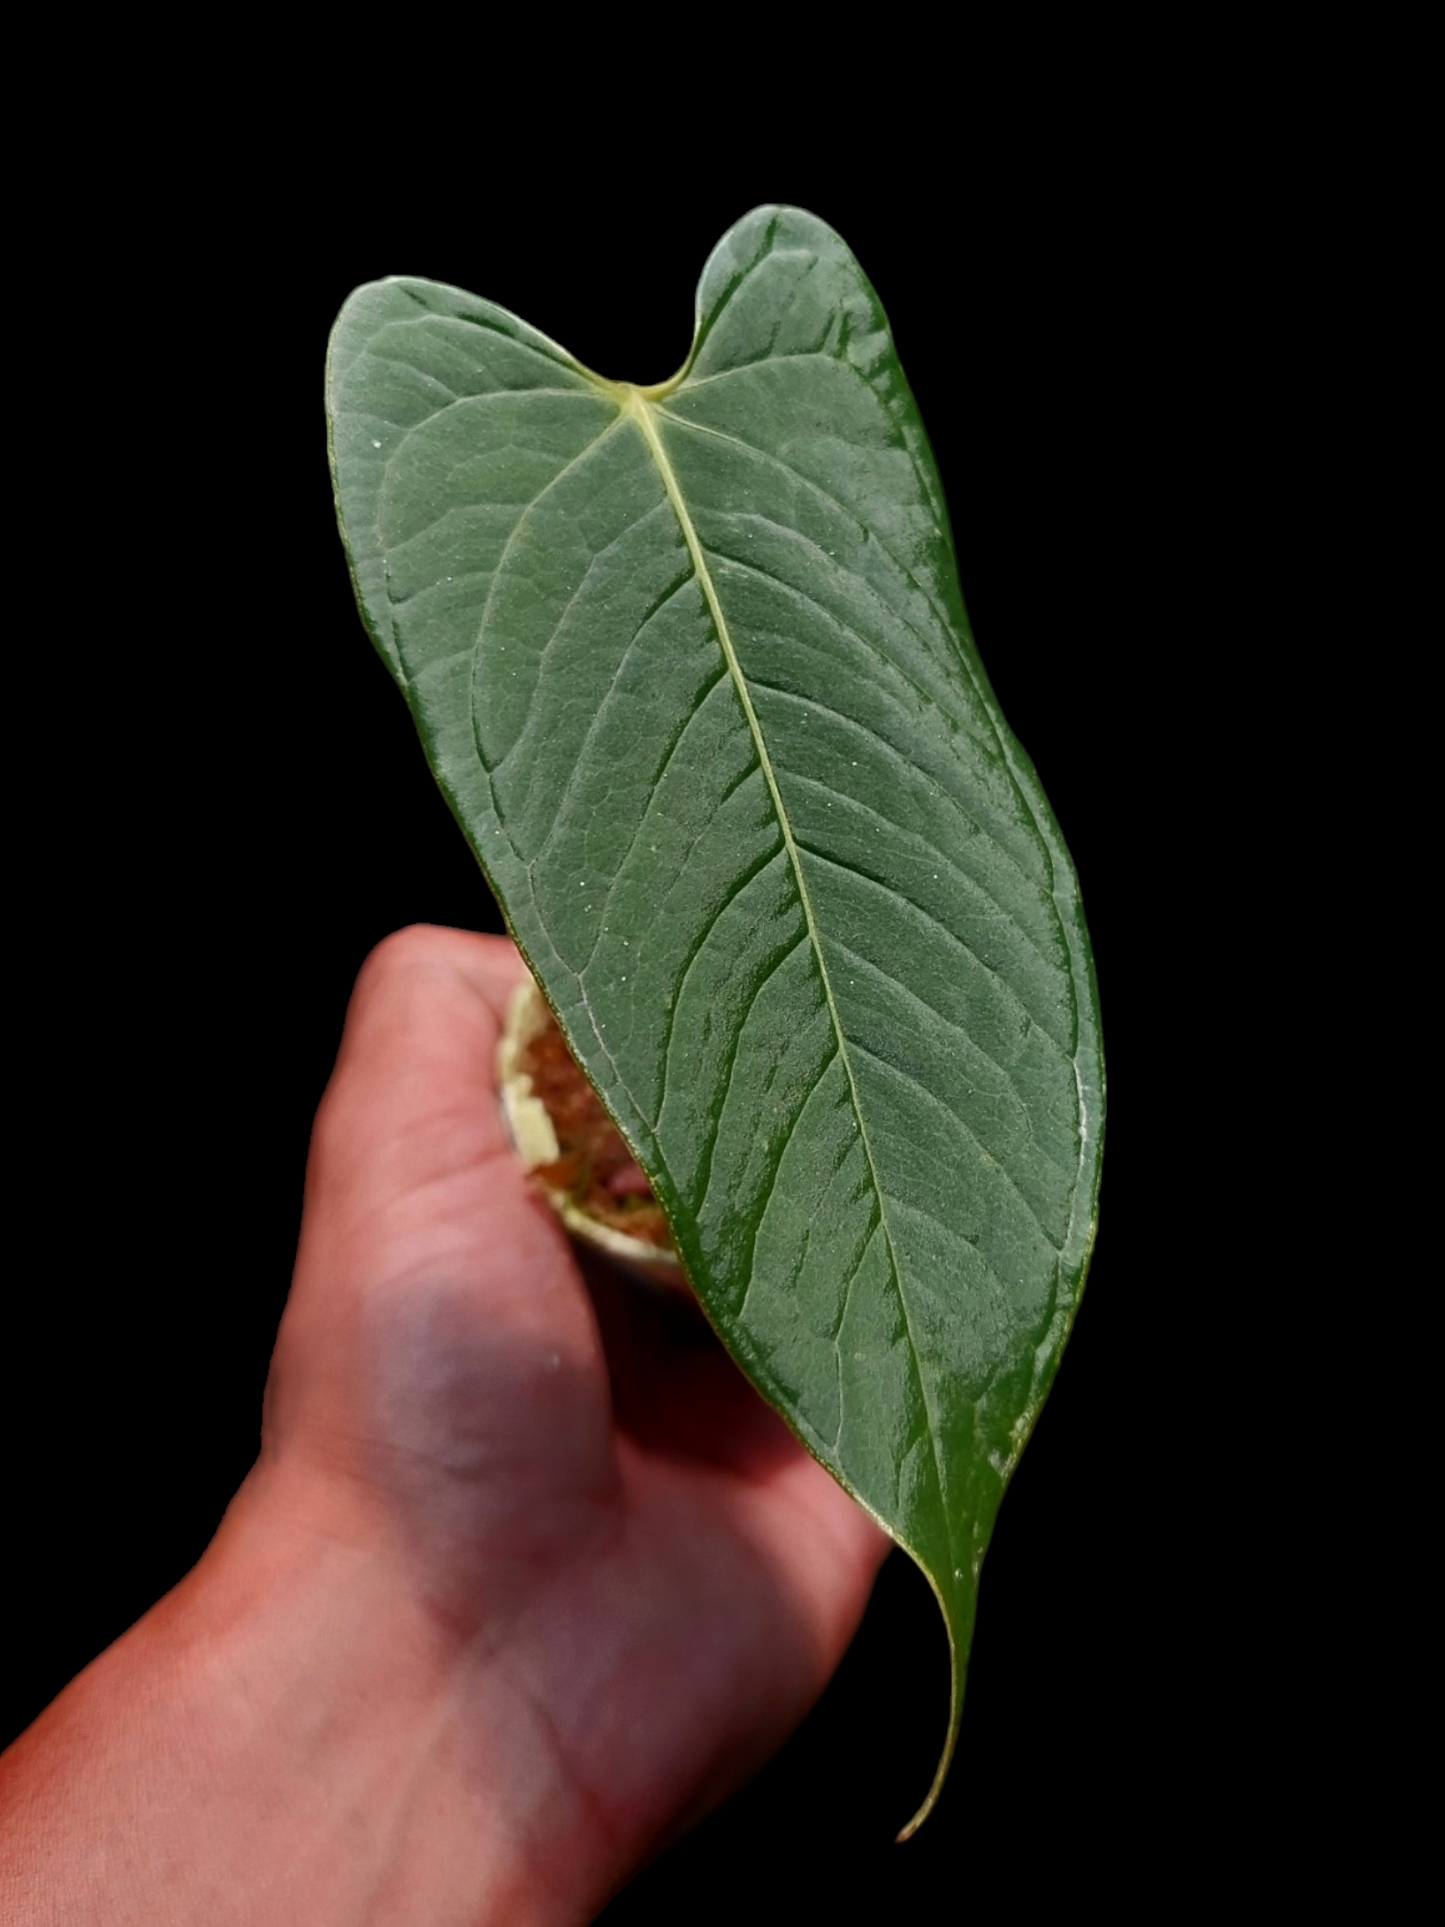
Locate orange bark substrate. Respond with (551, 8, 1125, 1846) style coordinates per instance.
(517, 1007, 675, 1252)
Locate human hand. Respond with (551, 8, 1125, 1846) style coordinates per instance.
(1, 927, 887, 1925)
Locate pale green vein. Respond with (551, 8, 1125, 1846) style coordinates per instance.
(621, 387, 960, 1834)
(624, 394, 912, 1335)
(465, 414, 625, 775)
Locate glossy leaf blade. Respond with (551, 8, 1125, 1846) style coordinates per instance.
(327, 207, 1104, 1831)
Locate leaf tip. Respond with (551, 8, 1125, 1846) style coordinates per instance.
(891, 1545, 966, 1842)
(892, 1752, 950, 1844)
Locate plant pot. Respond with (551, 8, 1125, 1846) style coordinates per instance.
(497, 976, 690, 1294)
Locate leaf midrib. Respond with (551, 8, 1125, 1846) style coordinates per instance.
(621, 378, 967, 1834)
(618, 388, 952, 1539)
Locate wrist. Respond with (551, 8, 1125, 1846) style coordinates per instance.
(3, 1459, 596, 1927)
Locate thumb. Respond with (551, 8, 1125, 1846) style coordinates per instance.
(262, 926, 617, 1560)
(300, 924, 534, 1292)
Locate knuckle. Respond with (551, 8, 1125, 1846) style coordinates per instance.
(358, 922, 451, 987)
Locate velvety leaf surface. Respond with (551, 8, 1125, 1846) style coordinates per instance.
(327, 206, 1103, 1831)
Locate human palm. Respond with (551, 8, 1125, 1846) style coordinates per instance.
(257, 926, 888, 1910)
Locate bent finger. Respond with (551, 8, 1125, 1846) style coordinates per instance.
(265, 925, 619, 1568)
(300, 925, 531, 1275)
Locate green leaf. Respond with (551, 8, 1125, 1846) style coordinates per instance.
(326, 206, 1104, 1834)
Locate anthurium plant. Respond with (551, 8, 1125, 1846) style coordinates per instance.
(326, 204, 1104, 1835)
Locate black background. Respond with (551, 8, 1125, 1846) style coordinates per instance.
(10, 148, 1215, 1915)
